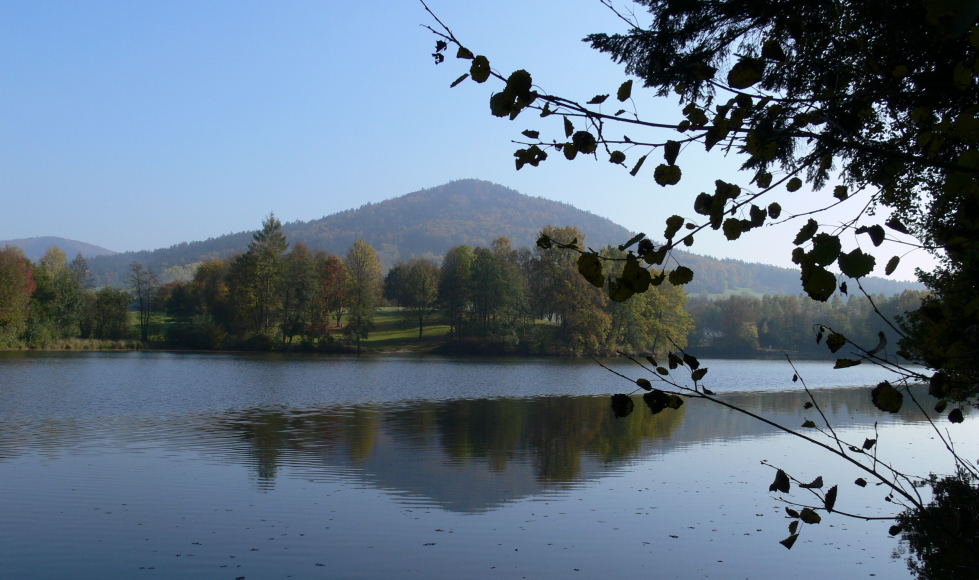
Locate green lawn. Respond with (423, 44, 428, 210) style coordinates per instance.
(335, 308, 451, 352)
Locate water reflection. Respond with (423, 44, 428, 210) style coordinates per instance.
(0, 385, 956, 512)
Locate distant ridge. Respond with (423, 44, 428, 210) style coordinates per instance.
(83, 179, 922, 295)
(0, 236, 117, 261)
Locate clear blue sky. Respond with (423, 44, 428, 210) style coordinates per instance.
(0, 0, 929, 280)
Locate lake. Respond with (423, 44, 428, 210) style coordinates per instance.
(0, 352, 973, 579)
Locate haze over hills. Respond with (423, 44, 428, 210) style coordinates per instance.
(0, 236, 118, 261)
(57, 179, 918, 296)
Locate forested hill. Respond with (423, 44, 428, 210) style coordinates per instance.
(84, 178, 921, 295)
(0, 236, 117, 261)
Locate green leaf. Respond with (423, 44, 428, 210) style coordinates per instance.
(935, 400, 948, 413)
(608, 279, 635, 302)
(727, 57, 765, 89)
(653, 164, 682, 186)
(885, 256, 900, 276)
(787, 177, 803, 192)
(457, 47, 475, 60)
(838, 249, 876, 278)
(609, 150, 626, 164)
(793, 219, 819, 245)
(643, 390, 669, 414)
(564, 116, 574, 138)
(563, 144, 578, 160)
(800, 508, 821, 524)
(629, 154, 648, 176)
(826, 332, 846, 353)
(800, 264, 837, 302)
(577, 252, 605, 287)
(856, 225, 886, 247)
(810, 234, 842, 266)
(617, 80, 633, 101)
(587, 94, 609, 104)
(802, 420, 817, 428)
(450, 73, 469, 87)
(799, 476, 823, 489)
(536, 235, 552, 249)
(755, 172, 773, 188)
(769, 469, 790, 493)
(780, 534, 799, 550)
(722, 218, 743, 240)
(618, 233, 646, 252)
(636, 378, 653, 391)
(834, 358, 862, 369)
(663, 140, 681, 166)
(871, 381, 903, 413)
(470, 56, 491, 83)
(664, 215, 685, 240)
(610, 394, 634, 418)
(572, 131, 597, 154)
(949, 408, 964, 423)
(833, 185, 848, 201)
(619, 257, 652, 293)
(668, 266, 694, 285)
(667, 394, 684, 409)
(691, 368, 708, 382)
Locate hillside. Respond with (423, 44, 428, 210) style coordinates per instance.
(83, 178, 921, 295)
(0, 236, 118, 261)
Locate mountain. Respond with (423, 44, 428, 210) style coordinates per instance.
(0, 236, 118, 261)
(84, 178, 922, 295)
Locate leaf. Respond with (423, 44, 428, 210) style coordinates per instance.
(833, 185, 849, 201)
(756, 172, 773, 188)
(810, 234, 842, 266)
(629, 154, 648, 176)
(803, 402, 812, 409)
(855, 478, 867, 487)
(935, 400, 948, 413)
(666, 395, 684, 409)
(610, 394, 634, 418)
(762, 39, 787, 61)
(636, 378, 653, 391)
(834, 358, 862, 369)
(801, 264, 837, 302)
(838, 249, 876, 279)
(457, 47, 474, 60)
(786, 507, 800, 518)
(863, 438, 876, 450)
(856, 225, 886, 246)
(663, 140, 681, 166)
(949, 408, 964, 423)
(792, 374, 798, 382)
(521, 130, 539, 139)
(727, 57, 765, 89)
(587, 94, 609, 104)
(572, 131, 597, 154)
(889, 525, 903, 536)
(563, 144, 578, 160)
(840, 281, 848, 295)
(682, 353, 700, 370)
(954, 62, 973, 90)
(780, 534, 799, 550)
(668, 352, 682, 369)
(668, 266, 694, 286)
(793, 219, 819, 245)
(618, 232, 646, 252)
(871, 381, 904, 413)
(664, 215, 685, 240)
(643, 390, 670, 414)
(609, 150, 626, 164)
(799, 476, 823, 489)
(450, 73, 469, 87)
(470, 56, 491, 83)
(825, 485, 838, 512)
(768, 203, 781, 219)
(868, 331, 887, 355)
(769, 469, 791, 493)
(645, 355, 657, 367)
(536, 235, 553, 249)
(787, 177, 803, 192)
(577, 253, 605, 287)
(799, 508, 821, 524)
(722, 218, 744, 240)
(564, 117, 574, 138)
(885, 256, 900, 276)
(885, 217, 910, 234)
(691, 368, 708, 382)
(802, 420, 816, 428)
(826, 332, 846, 353)
(653, 164, 682, 186)
(617, 80, 633, 101)
(788, 521, 799, 534)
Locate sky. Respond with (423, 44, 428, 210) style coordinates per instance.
(0, 0, 932, 281)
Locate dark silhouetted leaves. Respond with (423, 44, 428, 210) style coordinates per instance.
(692, 368, 708, 382)
(617, 80, 633, 101)
(780, 534, 799, 550)
(577, 252, 604, 287)
(587, 94, 609, 104)
(636, 378, 653, 391)
(470, 56, 491, 83)
(803, 402, 812, 409)
(457, 47, 474, 60)
(572, 131, 597, 154)
(643, 390, 669, 414)
(885, 217, 909, 234)
(664, 215, 685, 239)
(630, 154, 648, 176)
(768, 202, 781, 219)
(856, 225, 886, 246)
(800, 476, 824, 489)
(536, 235, 552, 249)
(618, 232, 645, 251)
(654, 164, 682, 186)
(521, 130, 539, 139)
(609, 150, 626, 164)
(799, 508, 821, 524)
(793, 219, 819, 245)
(802, 419, 816, 428)
(826, 332, 846, 353)
(770, 469, 790, 493)
(810, 234, 842, 266)
(838, 248, 877, 278)
(889, 524, 903, 536)
(564, 117, 574, 138)
(801, 264, 837, 301)
(610, 394, 634, 418)
(834, 358, 862, 369)
(667, 394, 684, 409)
(787, 177, 803, 192)
(756, 172, 773, 188)
(871, 381, 904, 413)
(949, 408, 964, 423)
(935, 400, 948, 413)
(825, 485, 838, 512)
(786, 507, 800, 518)
(450, 73, 469, 87)
(863, 438, 877, 450)
(762, 39, 787, 61)
(682, 353, 700, 369)
(728, 57, 765, 89)
(663, 140, 681, 166)
(668, 266, 694, 285)
(833, 185, 848, 200)
(788, 520, 799, 534)
(855, 478, 867, 487)
(885, 256, 900, 276)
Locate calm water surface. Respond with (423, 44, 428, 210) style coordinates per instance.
(0, 352, 974, 579)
